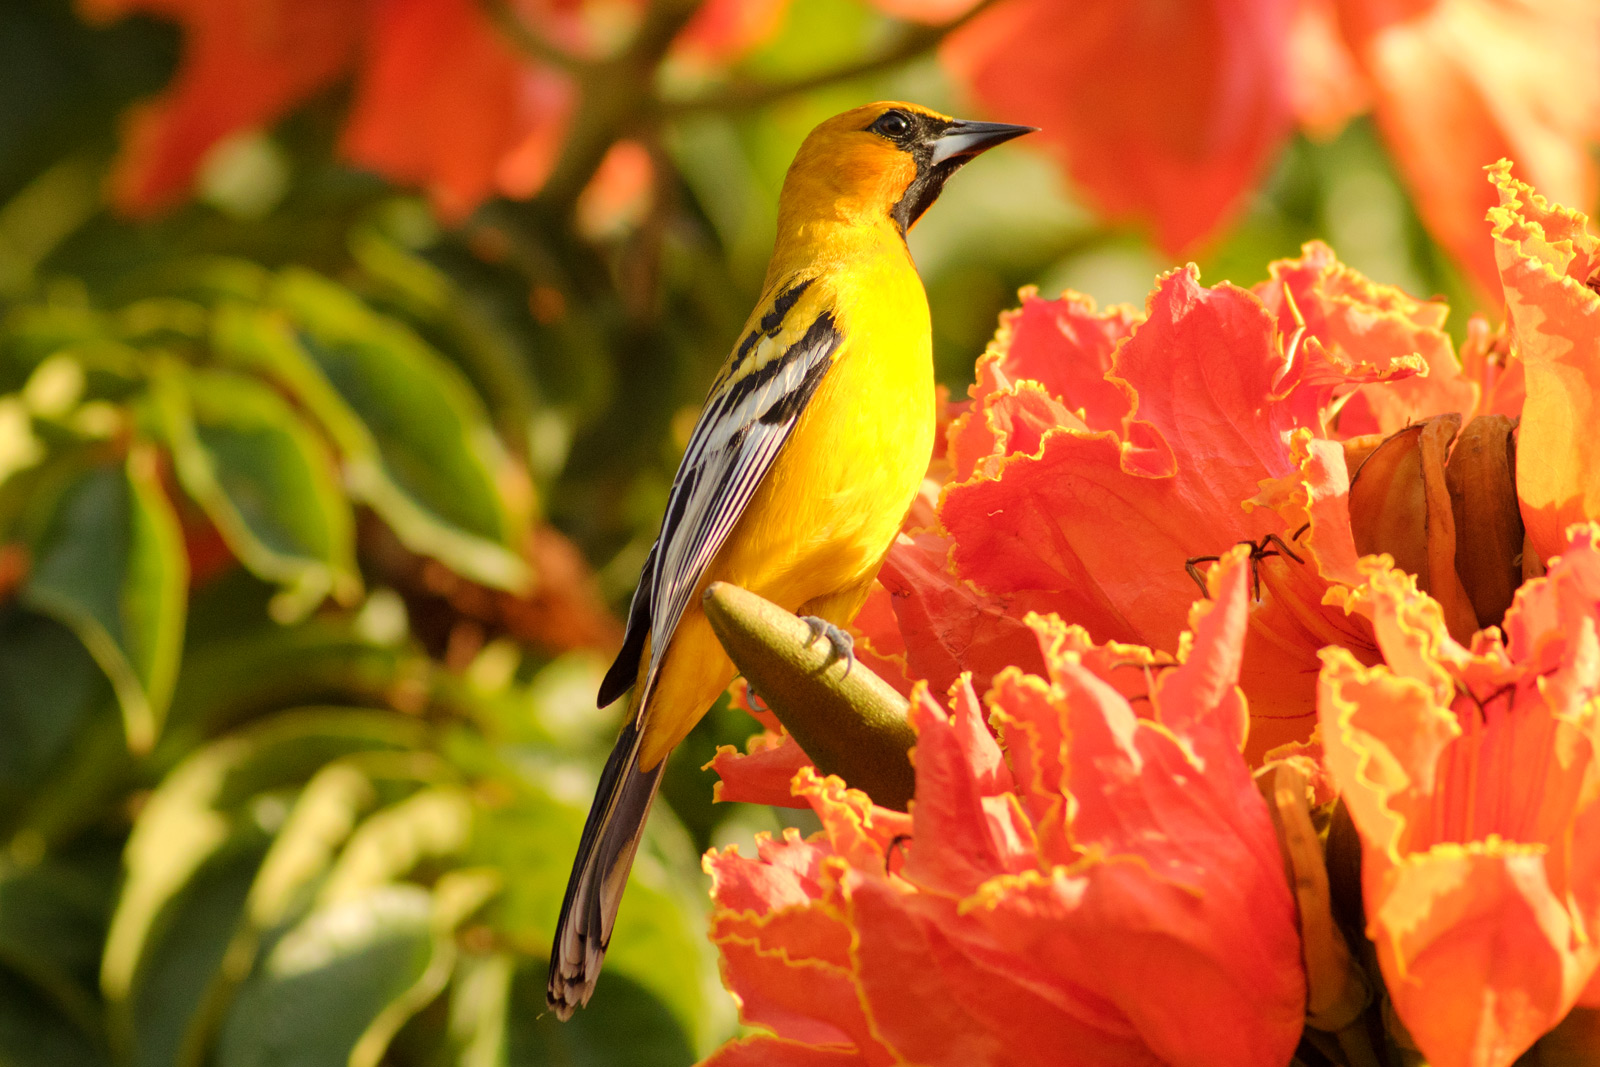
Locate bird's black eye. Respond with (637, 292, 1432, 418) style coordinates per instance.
(871, 110, 912, 140)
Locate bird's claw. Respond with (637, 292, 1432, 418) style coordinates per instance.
(800, 615, 855, 679)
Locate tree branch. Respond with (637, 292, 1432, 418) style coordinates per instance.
(661, 0, 1003, 117)
(527, 0, 702, 215)
(477, 0, 586, 71)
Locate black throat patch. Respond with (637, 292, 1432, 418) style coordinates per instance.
(884, 113, 956, 236)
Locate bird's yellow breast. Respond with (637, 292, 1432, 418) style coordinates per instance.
(718, 244, 933, 603)
(635, 229, 934, 768)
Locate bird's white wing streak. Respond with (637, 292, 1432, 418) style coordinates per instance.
(642, 300, 841, 687)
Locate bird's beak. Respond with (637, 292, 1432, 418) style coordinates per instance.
(927, 119, 1037, 167)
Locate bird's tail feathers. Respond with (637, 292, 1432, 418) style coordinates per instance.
(546, 700, 664, 1019)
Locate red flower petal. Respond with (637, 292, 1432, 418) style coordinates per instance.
(875, 531, 1047, 697)
(706, 830, 828, 914)
(706, 841, 895, 1060)
(670, 0, 791, 66)
(1287, 0, 1370, 138)
(935, 259, 1420, 758)
(985, 666, 1072, 860)
(710, 930, 876, 1051)
(1338, 0, 1600, 295)
(943, 0, 1294, 252)
(847, 581, 918, 697)
(340, 0, 576, 221)
(944, 268, 1303, 652)
(1255, 240, 1469, 437)
(699, 1037, 872, 1067)
(87, 0, 362, 214)
(706, 728, 812, 809)
(1240, 430, 1381, 760)
(848, 882, 1023, 1067)
(700, 549, 1305, 1067)
(1459, 315, 1525, 422)
(902, 680, 1027, 897)
(1487, 161, 1600, 564)
(792, 768, 912, 872)
(576, 138, 653, 238)
(972, 551, 1304, 1065)
(958, 288, 1138, 441)
(1319, 525, 1600, 1067)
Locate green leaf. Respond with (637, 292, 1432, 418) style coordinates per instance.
(22, 448, 188, 753)
(125, 838, 267, 1067)
(446, 951, 513, 1067)
(476, 779, 724, 1055)
(353, 869, 499, 1067)
(1, 303, 104, 387)
(139, 257, 272, 306)
(602, 856, 724, 1059)
(318, 787, 473, 907)
(0, 607, 114, 798)
(349, 225, 545, 461)
(0, 857, 110, 1039)
(102, 709, 426, 1023)
(215, 885, 436, 1067)
(154, 364, 360, 621)
(505, 960, 695, 1067)
(0, 964, 110, 1067)
(211, 270, 527, 591)
(148, 760, 377, 1064)
(243, 763, 374, 934)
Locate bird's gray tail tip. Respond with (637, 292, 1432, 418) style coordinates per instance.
(545, 965, 595, 1020)
(545, 712, 663, 1021)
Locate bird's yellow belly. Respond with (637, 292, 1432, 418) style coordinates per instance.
(636, 291, 934, 769)
(720, 334, 934, 609)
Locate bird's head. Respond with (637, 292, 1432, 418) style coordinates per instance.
(780, 101, 1035, 235)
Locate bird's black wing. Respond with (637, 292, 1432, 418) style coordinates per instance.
(598, 277, 840, 706)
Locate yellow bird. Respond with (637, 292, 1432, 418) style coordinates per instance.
(548, 101, 1033, 1016)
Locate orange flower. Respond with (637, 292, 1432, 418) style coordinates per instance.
(84, 0, 788, 219)
(941, 0, 1295, 253)
(1254, 240, 1476, 438)
(937, 256, 1422, 757)
(1488, 161, 1600, 566)
(702, 548, 1305, 1067)
(575, 138, 655, 238)
(340, 0, 576, 221)
(915, 0, 1600, 287)
(79, 0, 364, 215)
(1321, 0, 1600, 294)
(1318, 524, 1600, 1067)
(670, 0, 793, 67)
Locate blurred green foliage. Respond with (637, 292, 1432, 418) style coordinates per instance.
(0, 0, 1485, 1062)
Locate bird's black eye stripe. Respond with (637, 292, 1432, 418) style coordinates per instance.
(869, 109, 913, 141)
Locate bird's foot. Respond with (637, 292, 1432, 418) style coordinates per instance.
(800, 615, 855, 679)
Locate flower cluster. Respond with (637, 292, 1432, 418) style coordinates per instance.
(78, 0, 778, 219)
(87, 0, 1600, 293)
(708, 549, 1304, 1067)
(704, 163, 1600, 1067)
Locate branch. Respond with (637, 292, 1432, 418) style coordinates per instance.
(662, 0, 1003, 117)
(702, 581, 917, 811)
(526, 0, 703, 215)
(477, 0, 586, 71)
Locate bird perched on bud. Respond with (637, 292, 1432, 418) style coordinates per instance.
(548, 101, 1034, 1017)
